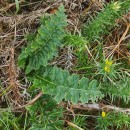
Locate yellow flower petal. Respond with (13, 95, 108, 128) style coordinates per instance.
(104, 66, 110, 73)
(102, 111, 106, 117)
(105, 59, 113, 66)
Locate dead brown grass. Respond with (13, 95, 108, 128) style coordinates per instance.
(0, 0, 100, 109)
(1, 0, 129, 113)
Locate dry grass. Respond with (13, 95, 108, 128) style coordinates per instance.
(0, 0, 101, 110)
(0, 1, 130, 130)
(0, 0, 129, 112)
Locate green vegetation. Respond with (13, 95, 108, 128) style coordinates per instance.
(1, 0, 130, 129)
(18, 5, 67, 74)
(83, 0, 130, 42)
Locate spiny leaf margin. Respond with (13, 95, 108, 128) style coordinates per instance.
(18, 5, 67, 74)
(33, 66, 104, 103)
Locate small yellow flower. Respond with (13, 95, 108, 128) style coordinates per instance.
(102, 111, 106, 117)
(105, 59, 113, 66)
(104, 66, 110, 73)
(104, 59, 113, 73)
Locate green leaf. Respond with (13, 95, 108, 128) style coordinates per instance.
(15, 0, 20, 13)
(18, 5, 67, 73)
(33, 66, 103, 103)
(102, 77, 130, 103)
(27, 95, 63, 130)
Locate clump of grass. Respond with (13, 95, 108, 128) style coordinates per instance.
(82, 1, 130, 42)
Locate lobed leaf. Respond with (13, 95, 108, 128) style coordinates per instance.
(33, 66, 103, 103)
(18, 5, 67, 74)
